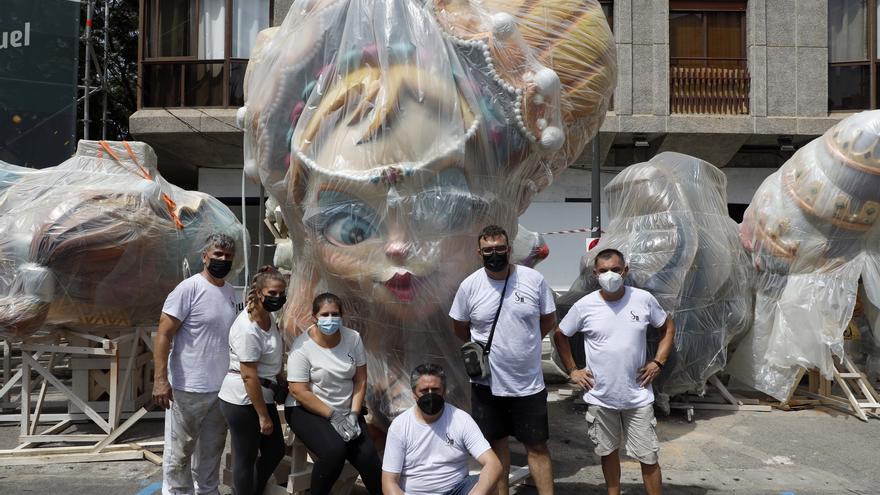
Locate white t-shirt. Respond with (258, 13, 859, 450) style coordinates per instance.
(449, 265, 556, 396)
(559, 287, 668, 410)
(218, 310, 282, 405)
(162, 274, 238, 393)
(285, 327, 367, 411)
(382, 404, 491, 495)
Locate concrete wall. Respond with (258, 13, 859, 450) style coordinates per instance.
(602, 0, 838, 143)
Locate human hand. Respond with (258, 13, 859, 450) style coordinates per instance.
(152, 377, 173, 409)
(346, 412, 362, 439)
(569, 368, 595, 391)
(329, 409, 353, 442)
(258, 414, 274, 436)
(638, 361, 662, 388)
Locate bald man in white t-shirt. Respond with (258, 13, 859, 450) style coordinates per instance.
(554, 248, 675, 495)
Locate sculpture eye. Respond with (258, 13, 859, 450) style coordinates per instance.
(323, 211, 379, 246)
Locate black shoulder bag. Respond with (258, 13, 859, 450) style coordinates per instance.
(460, 270, 511, 379)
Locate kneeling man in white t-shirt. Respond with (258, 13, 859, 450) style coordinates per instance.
(382, 364, 502, 495)
(554, 248, 675, 495)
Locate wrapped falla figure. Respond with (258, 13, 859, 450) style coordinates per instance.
(728, 110, 880, 401)
(557, 153, 754, 399)
(0, 141, 245, 339)
(239, 0, 616, 424)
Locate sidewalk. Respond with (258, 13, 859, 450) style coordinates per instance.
(1, 385, 877, 494)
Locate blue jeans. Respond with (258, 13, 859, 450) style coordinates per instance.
(445, 474, 479, 495)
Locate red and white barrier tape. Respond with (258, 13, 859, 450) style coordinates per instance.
(540, 227, 601, 235)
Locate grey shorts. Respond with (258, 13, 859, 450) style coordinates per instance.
(585, 404, 659, 465)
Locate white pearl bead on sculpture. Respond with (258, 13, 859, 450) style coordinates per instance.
(540, 126, 565, 150)
(491, 13, 517, 40)
(534, 68, 561, 95)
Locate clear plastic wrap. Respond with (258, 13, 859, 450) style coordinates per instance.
(240, 0, 616, 425)
(727, 111, 880, 401)
(0, 141, 246, 339)
(558, 152, 754, 396)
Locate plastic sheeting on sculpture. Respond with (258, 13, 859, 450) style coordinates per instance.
(727, 111, 880, 401)
(0, 141, 246, 339)
(557, 152, 754, 397)
(239, 0, 616, 426)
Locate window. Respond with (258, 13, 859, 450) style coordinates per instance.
(668, 1, 749, 115)
(139, 0, 271, 108)
(600, 0, 613, 31)
(827, 0, 875, 111)
(670, 1, 747, 69)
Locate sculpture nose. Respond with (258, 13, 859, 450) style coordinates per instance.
(385, 240, 410, 262)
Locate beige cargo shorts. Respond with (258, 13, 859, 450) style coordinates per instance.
(585, 404, 659, 465)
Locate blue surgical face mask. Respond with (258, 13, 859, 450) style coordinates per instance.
(317, 316, 342, 335)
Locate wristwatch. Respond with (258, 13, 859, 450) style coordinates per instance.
(650, 359, 664, 370)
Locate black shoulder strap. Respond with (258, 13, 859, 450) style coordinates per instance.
(483, 268, 511, 355)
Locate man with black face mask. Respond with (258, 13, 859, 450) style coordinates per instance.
(382, 364, 502, 495)
(152, 233, 239, 495)
(449, 225, 558, 495)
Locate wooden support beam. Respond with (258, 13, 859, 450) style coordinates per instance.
(91, 407, 150, 453)
(23, 353, 111, 433)
(669, 402, 772, 412)
(0, 351, 45, 401)
(0, 449, 144, 466)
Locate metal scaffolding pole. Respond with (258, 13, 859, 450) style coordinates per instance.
(80, 0, 110, 140)
(101, 0, 109, 139)
(83, 0, 93, 140)
(590, 135, 601, 238)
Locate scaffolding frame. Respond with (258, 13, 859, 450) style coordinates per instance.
(80, 0, 111, 140)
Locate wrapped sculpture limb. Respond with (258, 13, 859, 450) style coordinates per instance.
(557, 152, 754, 396)
(240, 0, 615, 426)
(0, 141, 246, 340)
(728, 111, 880, 401)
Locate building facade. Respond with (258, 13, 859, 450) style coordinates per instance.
(129, 0, 864, 288)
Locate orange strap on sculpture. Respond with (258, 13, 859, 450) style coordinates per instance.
(99, 140, 185, 230)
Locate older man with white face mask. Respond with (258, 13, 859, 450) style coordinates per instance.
(553, 248, 675, 495)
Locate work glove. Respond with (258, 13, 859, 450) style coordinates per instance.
(329, 409, 354, 442)
(346, 411, 362, 439)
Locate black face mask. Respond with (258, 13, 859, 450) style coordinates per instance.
(261, 295, 286, 312)
(482, 252, 509, 273)
(207, 258, 233, 279)
(416, 392, 445, 416)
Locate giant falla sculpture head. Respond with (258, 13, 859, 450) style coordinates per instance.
(240, 0, 616, 424)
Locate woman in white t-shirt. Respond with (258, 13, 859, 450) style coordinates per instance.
(218, 266, 287, 495)
(285, 292, 382, 495)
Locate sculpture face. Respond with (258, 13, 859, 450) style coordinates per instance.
(303, 172, 488, 320)
(241, 0, 616, 423)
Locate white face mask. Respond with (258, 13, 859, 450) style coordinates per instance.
(597, 271, 624, 293)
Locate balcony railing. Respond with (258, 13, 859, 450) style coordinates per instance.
(670, 66, 750, 115)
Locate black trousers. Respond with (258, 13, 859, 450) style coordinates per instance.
(284, 405, 382, 495)
(219, 400, 285, 495)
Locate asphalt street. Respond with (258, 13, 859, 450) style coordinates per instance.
(1, 385, 878, 495)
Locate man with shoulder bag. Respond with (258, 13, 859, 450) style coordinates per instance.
(449, 225, 558, 495)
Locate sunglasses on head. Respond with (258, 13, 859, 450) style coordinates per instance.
(480, 245, 509, 256)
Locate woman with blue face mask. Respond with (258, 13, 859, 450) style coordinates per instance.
(284, 292, 382, 495)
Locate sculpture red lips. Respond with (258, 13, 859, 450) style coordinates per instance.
(384, 272, 416, 302)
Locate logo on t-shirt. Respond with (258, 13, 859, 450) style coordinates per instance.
(347, 352, 355, 365)
(514, 291, 525, 303)
(445, 433, 455, 446)
(630, 311, 640, 322)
